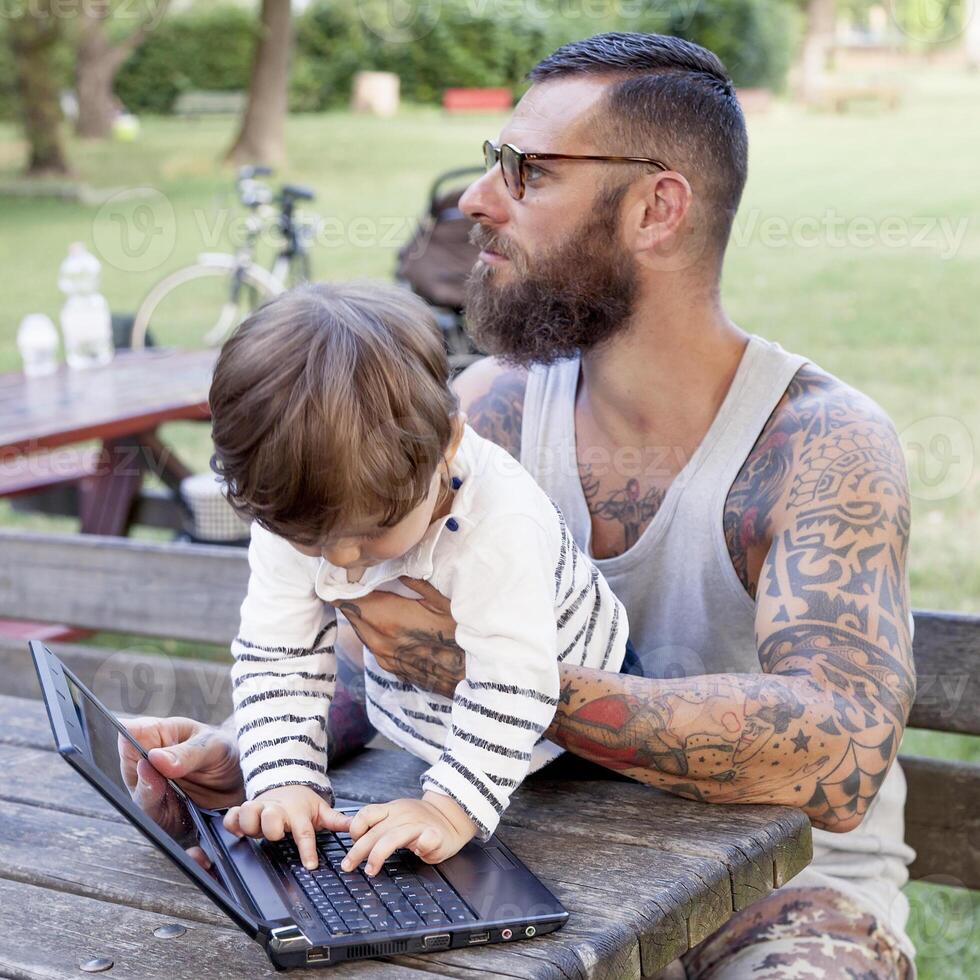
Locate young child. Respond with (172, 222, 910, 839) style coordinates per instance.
(210, 281, 628, 877)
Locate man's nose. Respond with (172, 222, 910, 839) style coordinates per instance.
(459, 167, 509, 226)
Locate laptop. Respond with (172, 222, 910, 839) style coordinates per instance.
(29, 640, 568, 969)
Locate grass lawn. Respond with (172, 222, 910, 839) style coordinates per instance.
(1, 68, 977, 976)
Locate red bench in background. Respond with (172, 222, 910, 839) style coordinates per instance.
(442, 87, 513, 112)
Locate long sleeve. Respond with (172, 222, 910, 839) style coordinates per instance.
(420, 515, 560, 839)
(231, 522, 338, 804)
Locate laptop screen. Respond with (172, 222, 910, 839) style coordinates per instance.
(62, 670, 226, 889)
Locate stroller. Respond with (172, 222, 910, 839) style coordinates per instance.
(395, 166, 485, 373)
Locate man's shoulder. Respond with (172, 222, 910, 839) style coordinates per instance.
(771, 362, 903, 466)
(725, 360, 906, 597)
(452, 356, 529, 460)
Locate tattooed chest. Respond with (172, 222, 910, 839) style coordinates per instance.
(578, 461, 671, 559)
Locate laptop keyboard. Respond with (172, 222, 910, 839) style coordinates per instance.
(269, 830, 476, 936)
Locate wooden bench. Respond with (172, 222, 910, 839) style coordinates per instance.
(0, 529, 818, 977)
(173, 90, 247, 119)
(0, 527, 974, 894)
(823, 83, 902, 113)
(442, 87, 512, 113)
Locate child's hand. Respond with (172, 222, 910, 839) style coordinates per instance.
(342, 792, 476, 876)
(223, 785, 351, 870)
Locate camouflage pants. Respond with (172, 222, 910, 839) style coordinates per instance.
(649, 886, 914, 980)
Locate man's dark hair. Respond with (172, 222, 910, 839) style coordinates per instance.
(528, 32, 748, 259)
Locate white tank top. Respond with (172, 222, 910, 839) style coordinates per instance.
(520, 333, 916, 961)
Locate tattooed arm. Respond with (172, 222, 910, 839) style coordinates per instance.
(548, 373, 916, 832)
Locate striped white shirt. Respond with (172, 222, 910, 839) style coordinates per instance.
(231, 425, 628, 839)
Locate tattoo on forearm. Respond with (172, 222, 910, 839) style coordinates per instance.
(389, 630, 465, 701)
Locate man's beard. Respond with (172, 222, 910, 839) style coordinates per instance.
(463, 191, 639, 367)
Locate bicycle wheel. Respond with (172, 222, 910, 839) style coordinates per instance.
(130, 257, 285, 351)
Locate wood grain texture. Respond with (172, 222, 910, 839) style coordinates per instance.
(0, 877, 441, 980)
(0, 695, 813, 979)
(0, 638, 233, 725)
(0, 347, 216, 455)
(909, 610, 980, 736)
(0, 530, 248, 644)
(330, 748, 812, 914)
(900, 753, 980, 889)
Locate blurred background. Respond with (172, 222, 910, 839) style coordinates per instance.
(0, 2, 977, 973)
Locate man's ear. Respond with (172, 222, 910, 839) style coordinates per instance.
(628, 171, 697, 272)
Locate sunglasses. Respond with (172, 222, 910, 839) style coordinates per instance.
(483, 139, 669, 201)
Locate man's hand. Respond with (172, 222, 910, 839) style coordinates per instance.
(119, 716, 246, 813)
(223, 785, 352, 870)
(333, 576, 466, 699)
(341, 793, 476, 877)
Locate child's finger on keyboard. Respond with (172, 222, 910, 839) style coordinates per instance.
(364, 826, 422, 876)
(349, 802, 389, 840)
(342, 820, 391, 872)
(315, 803, 352, 833)
(289, 818, 319, 870)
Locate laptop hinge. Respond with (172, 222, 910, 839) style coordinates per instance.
(268, 925, 312, 955)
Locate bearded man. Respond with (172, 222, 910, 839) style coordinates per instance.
(124, 33, 916, 979)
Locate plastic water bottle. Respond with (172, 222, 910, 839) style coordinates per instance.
(58, 242, 114, 370)
(17, 314, 60, 378)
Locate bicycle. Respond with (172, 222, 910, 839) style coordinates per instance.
(129, 167, 317, 351)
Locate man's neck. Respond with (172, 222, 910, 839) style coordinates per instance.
(578, 292, 748, 447)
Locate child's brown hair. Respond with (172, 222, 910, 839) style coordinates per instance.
(209, 281, 458, 544)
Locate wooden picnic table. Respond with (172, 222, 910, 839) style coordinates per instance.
(0, 347, 217, 536)
(0, 347, 218, 640)
(0, 691, 812, 979)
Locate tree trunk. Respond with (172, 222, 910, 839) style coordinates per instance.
(797, 0, 837, 105)
(225, 0, 292, 168)
(75, 1, 170, 140)
(8, 0, 71, 176)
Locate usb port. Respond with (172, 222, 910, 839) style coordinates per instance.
(468, 931, 490, 945)
(306, 947, 330, 963)
(423, 933, 451, 950)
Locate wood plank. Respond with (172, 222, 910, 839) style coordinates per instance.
(0, 745, 617, 979)
(0, 638, 233, 726)
(0, 796, 228, 927)
(0, 530, 248, 645)
(0, 744, 644, 979)
(2, 791, 651, 979)
(0, 444, 100, 497)
(0, 698, 809, 978)
(0, 347, 216, 455)
(909, 609, 980, 735)
(0, 877, 439, 979)
(901, 753, 980, 889)
(0, 692, 61, 748)
(329, 750, 812, 913)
